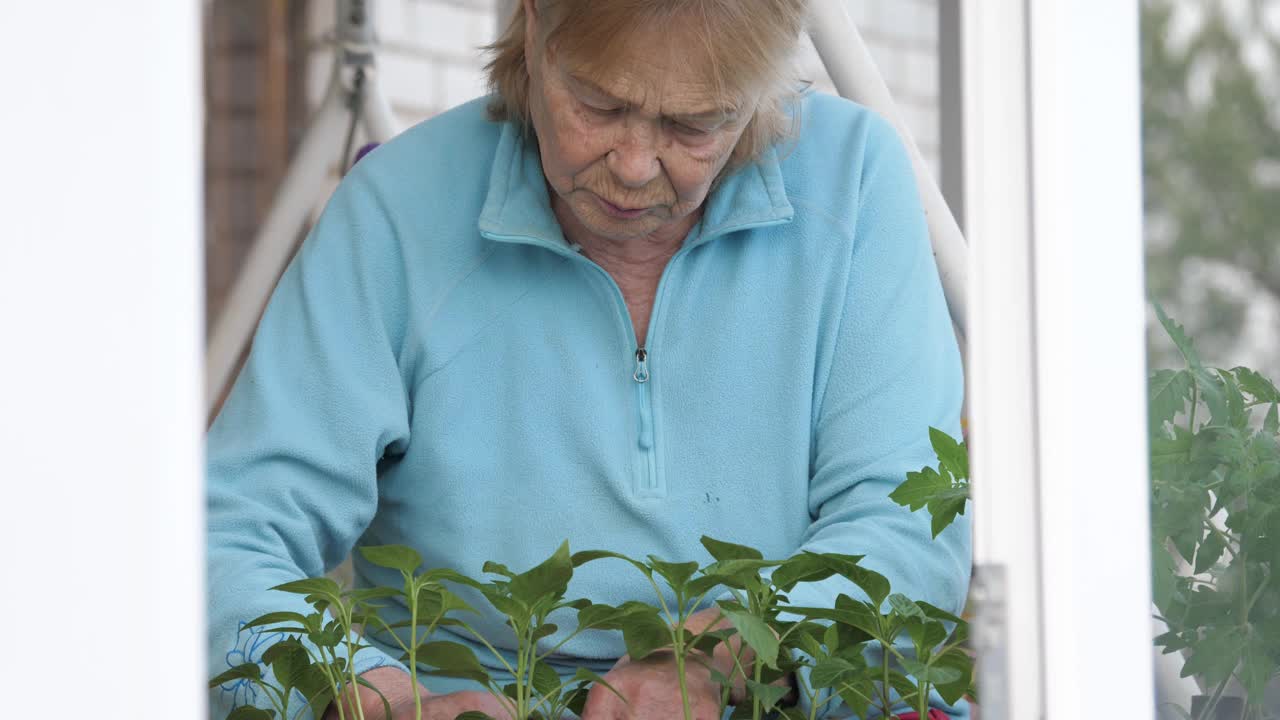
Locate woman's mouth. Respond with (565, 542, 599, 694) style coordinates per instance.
(597, 195, 650, 219)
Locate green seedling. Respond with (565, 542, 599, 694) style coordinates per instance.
(414, 541, 632, 720)
(890, 427, 970, 540)
(1149, 305, 1280, 720)
(209, 576, 400, 720)
(570, 546, 745, 720)
(213, 422, 985, 720)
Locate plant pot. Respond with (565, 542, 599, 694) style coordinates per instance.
(1190, 694, 1245, 720)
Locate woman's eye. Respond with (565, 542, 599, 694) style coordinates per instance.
(671, 121, 712, 138)
(586, 104, 622, 117)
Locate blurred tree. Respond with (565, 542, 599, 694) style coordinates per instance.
(1142, 0, 1280, 376)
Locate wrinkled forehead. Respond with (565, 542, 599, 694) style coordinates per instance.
(540, 3, 775, 114)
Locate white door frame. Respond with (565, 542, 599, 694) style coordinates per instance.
(0, 3, 205, 717)
(964, 2, 1155, 718)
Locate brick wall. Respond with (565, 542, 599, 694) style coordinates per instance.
(205, 0, 309, 330)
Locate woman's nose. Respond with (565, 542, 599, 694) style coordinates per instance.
(606, 122, 661, 189)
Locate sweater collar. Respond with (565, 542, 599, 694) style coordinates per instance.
(477, 120, 794, 255)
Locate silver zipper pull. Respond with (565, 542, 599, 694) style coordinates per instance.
(633, 348, 650, 383)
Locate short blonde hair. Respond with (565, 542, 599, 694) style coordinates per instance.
(484, 0, 809, 170)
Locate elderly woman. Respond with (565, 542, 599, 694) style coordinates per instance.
(206, 0, 969, 718)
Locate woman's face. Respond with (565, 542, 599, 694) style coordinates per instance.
(524, 12, 755, 243)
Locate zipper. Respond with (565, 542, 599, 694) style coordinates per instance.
(633, 349, 658, 494)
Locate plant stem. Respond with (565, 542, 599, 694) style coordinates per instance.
(879, 643, 895, 719)
(675, 641, 694, 720)
(340, 603, 367, 720)
(752, 647, 763, 720)
(917, 677, 930, 719)
(456, 620, 518, 677)
(1196, 675, 1232, 720)
(317, 644, 348, 720)
(407, 577, 422, 720)
(515, 621, 528, 720)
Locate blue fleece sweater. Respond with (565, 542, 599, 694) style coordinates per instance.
(207, 91, 970, 719)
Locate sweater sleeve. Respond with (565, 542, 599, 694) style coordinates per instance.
(788, 115, 971, 719)
(206, 172, 414, 718)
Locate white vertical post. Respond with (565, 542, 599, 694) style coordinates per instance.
(0, 3, 205, 718)
(1027, 3, 1154, 718)
(962, 1, 1046, 718)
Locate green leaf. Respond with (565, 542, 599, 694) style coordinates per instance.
(646, 556, 700, 592)
(1193, 529, 1226, 574)
(418, 567, 485, 589)
(890, 467, 949, 512)
(1180, 626, 1243, 687)
(820, 555, 890, 607)
(1266, 403, 1279, 434)
(745, 679, 791, 711)
(1150, 428, 1193, 466)
(823, 624, 840, 655)
(888, 594, 925, 619)
(416, 585, 478, 618)
(576, 602, 630, 630)
(1221, 369, 1249, 428)
(811, 656, 866, 688)
(1150, 369, 1195, 429)
(1194, 368, 1229, 428)
(227, 707, 275, 720)
(929, 492, 970, 539)
(262, 640, 310, 692)
(835, 677, 878, 720)
(929, 427, 969, 480)
(532, 623, 558, 642)
(932, 650, 974, 705)
(208, 663, 262, 688)
(722, 608, 780, 669)
(270, 577, 343, 600)
(619, 612, 673, 661)
(481, 560, 515, 579)
(412, 641, 491, 684)
(531, 659, 562, 697)
(570, 549, 649, 575)
(1154, 303, 1203, 369)
(686, 573, 731, 597)
(787, 598, 881, 638)
(358, 544, 423, 574)
(792, 626, 826, 660)
(915, 602, 964, 625)
(1232, 366, 1280, 403)
(770, 552, 837, 591)
(570, 666, 626, 703)
(293, 665, 336, 718)
(453, 713, 497, 720)
(690, 627, 734, 657)
(509, 541, 574, 605)
(242, 611, 310, 631)
(700, 536, 765, 562)
(890, 467, 971, 538)
(902, 658, 963, 685)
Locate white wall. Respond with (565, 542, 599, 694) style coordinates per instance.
(0, 3, 205, 717)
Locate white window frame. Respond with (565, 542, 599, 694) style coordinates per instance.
(964, 2, 1155, 718)
(0, 3, 205, 717)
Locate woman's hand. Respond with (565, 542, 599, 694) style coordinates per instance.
(321, 666, 514, 720)
(579, 650, 722, 720)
